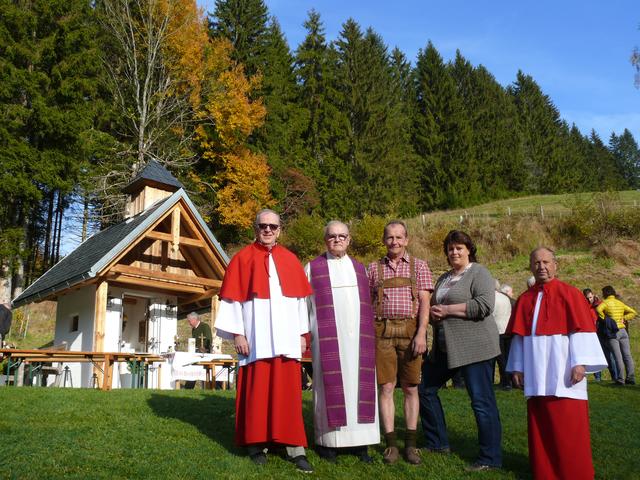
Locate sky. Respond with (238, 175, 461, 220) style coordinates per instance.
(200, 0, 640, 142)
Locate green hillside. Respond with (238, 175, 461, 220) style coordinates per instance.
(6, 191, 640, 354)
(422, 190, 640, 219)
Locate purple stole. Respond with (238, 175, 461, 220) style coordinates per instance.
(309, 253, 376, 427)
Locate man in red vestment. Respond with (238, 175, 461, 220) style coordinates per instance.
(506, 247, 607, 480)
(215, 209, 314, 473)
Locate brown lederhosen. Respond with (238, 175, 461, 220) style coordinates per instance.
(374, 257, 422, 385)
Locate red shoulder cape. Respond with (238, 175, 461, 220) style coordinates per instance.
(219, 242, 312, 302)
(506, 278, 595, 336)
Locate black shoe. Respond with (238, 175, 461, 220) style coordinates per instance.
(421, 446, 451, 455)
(626, 379, 636, 385)
(249, 452, 267, 466)
(359, 452, 373, 463)
(290, 455, 314, 473)
(465, 462, 498, 472)
(316, 445, 337, 463)
(352, 446, 373, 463)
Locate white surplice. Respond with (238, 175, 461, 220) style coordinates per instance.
(305, 254, 380, 448)
(506, 291, 607, 400)
(215, 253, 309, 367)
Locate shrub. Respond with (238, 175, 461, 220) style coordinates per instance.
(279, 214, 324, 262)
(350, 215, 388, 262)
(558, 192, 640, 247)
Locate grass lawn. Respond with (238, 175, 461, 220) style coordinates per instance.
(421, 190, 640, 219)
(1, 382, 638, 479)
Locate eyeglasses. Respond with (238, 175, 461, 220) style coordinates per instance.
(326, 233, 349, 241)
(258, 223, 280, 231)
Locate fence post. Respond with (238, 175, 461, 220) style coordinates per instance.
(540, 205, 544, 219)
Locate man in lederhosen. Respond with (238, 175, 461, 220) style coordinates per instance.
(368, 220, 433, 465)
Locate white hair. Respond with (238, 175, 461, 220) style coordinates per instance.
(323, 220, 350, 237)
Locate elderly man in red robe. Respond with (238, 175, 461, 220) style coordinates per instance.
(215, 209, 314, 473)
(506, 247, 607, 480)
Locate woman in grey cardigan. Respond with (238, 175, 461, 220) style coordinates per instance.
(418, 230, 502, 472)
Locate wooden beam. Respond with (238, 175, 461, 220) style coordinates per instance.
(107, 273, 205, 295)
(177, 244, 212, 279)
(145, 230, 205, 248)
(93, 280, 108, 386)
(171, 208, 180, 253)
(177, 204, 226, 278)
(211, 294, 219, 328)
(180, 288, 218, 306)
(161, 240, 169, 270)
(110, 281, 195, 299)
(99, 204, 180, 276)
(180, 238, 223, 278)
(110, 264, 222, 288)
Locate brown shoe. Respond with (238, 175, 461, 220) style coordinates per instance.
(404, 447, 422, 465)
(383, 446, 400, 464)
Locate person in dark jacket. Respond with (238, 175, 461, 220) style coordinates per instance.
(0, 302, 11, 347)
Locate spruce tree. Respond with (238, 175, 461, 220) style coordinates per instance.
(389, 47, 421, 216)
(0, 0, 111, 291)
(413, 42, 478, 210)
(509, 71, 566, 194)
(450, 54, 525, 198)
(610, 129, 640, 188)
(295, 10, 352, 219)
(208, 0, 269, 77)
(257, 19, 312, 214)
(560, 123, 594, 192)
(333, 20, 418, 216)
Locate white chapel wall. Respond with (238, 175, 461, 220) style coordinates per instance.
(54, 285, 96, 387)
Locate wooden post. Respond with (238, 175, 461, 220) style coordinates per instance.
(93, 280, 108, 386)
(101, 354, 113, 391)
(211, 294, 219, 328)
(171, 208, 180, 253)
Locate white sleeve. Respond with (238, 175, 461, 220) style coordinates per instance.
(569, 332, 608, 373)
(297, 297, 310, 335)
(304, 263, 316, 338)
(214, 299, 245, 340)
(506, 334, 524, 373)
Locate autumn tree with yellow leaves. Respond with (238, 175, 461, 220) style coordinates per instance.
(98, 0, 271, 232)
(193, 38, 273, 232)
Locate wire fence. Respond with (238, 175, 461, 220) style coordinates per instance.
(418, 200, 640, 224)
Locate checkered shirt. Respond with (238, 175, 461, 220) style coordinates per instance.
(367, 253, 434, 319)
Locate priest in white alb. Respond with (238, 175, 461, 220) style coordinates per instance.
(506, 247, 607, 480)
(305, 221, 379, 463)
(214, 209, 314, 473)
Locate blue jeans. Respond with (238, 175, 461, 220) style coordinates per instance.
(597, 333, 618, 380)
(419, 352, 502, 467)
(608, 328, 635, 382)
